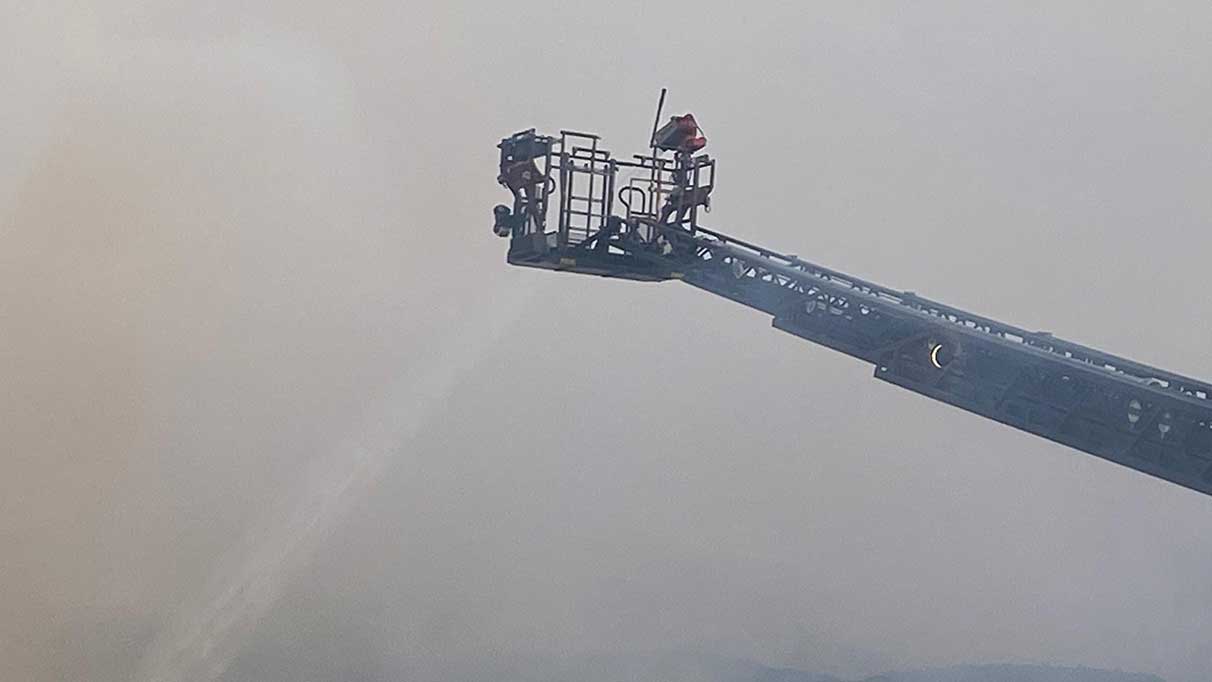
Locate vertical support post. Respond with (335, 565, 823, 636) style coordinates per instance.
(537, 139, 553, 235)
(604, 159, 616, 230)
(587, 136, 598, 239)
(558, 135, 570, 249)
(690, 158, 701, 233)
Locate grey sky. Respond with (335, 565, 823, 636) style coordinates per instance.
(2, 2, 1211, 681)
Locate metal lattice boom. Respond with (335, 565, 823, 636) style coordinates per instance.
(492, 122, 1212, 499)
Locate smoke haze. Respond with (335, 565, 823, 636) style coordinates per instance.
(2, 3, 1211, 681)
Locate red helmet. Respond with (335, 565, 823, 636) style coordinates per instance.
(653, 113, 708, 153)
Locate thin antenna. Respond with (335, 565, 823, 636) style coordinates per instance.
(649, 87, 667, 150)
(647, 88, 669, 223)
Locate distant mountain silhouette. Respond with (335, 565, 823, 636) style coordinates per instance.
(223, 647, 1166, 682)
(490, 653, 1166, 682)
(542, 654, 1165, 682)
(860, 663, 1164, 682)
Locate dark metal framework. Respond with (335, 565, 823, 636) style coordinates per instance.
(493, 125, 1212, 499)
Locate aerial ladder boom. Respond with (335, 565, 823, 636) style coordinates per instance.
(491, 117, 1212, 499)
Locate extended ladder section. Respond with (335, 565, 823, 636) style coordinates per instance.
(492, 124, 1212, 499)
